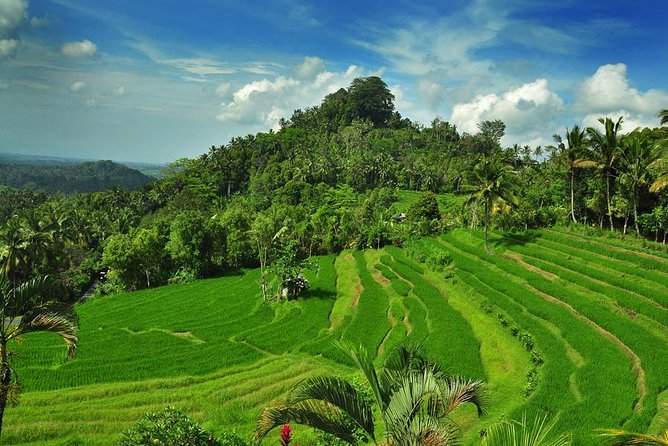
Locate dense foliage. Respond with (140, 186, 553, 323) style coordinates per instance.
(0, 160, 154, 194)
(0, 75, 666, 301)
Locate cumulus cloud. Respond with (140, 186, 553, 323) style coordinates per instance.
(61, 39, 97, 58)
(575, 63, 668, 119)
(0, 38, 18, 59)
(294, 56, 325, 80)
(450, 78, 564, 145)
(216, 65, 365, 128)
(69, 80, 87, 93)
(0, 0, 27, 36)
(114, 86, 126, 96)
(582, 111, 658, 134)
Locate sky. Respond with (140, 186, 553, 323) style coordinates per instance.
(0, 0, 666, 163)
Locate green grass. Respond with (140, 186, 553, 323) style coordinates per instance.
(9, 229, 668, 445)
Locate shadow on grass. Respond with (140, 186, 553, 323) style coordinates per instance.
(299, 286, 337, 301)
(493, 231, 538, 250)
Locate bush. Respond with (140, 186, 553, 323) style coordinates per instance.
(218, 432, 247, 446)
(118, 407, 221, 446)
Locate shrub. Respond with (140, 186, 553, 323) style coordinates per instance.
(118, 407, 221, 446)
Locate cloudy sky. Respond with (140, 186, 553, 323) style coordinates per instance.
(0, 0, 666, 163)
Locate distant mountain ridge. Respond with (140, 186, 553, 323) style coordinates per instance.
(0, 159, 156, 194)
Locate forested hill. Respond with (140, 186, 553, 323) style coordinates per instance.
(0, 159, 155, 194)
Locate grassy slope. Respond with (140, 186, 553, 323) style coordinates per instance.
(9, 230, 666, 445)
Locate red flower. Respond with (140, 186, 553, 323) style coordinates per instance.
(280, 423, 293, 446)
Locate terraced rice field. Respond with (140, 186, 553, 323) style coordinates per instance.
(8, 229, 668, 445)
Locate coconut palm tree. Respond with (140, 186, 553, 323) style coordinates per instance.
(464, 153, 519, 254)
(586, 117, 624, 231)
(483, 413, 571, 446)
(0, 274, 77, 438)
(550, 126, 589, 223)
(617, 131, 656, 235)
(600, 428, 668, 445)
(658, 109, 668, 126)
(256, 343, 487, 445)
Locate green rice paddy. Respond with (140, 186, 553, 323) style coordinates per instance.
(8, 229, 668, 445)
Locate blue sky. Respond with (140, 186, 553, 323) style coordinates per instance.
(0, 0, 666, 163)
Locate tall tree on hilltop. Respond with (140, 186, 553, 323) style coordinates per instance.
(0, 274, 77, 439)
(586, 117, 624, 231)
(550, 126, 589, 223)
(464, 153, 519, 254)
(346, 76, 396, 128)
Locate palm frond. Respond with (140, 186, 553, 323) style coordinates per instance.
(256, 400, 360, 444)
(335, 341, 385, 410)
(484, 413, 571, 446)
(440, 377, 488, 417)
(599, 428, 668, 446)
(383, 369, 442, 438)
(18, 313, 78, 358)
(289, 375, 374, 439)
(658, 109, 668, 126)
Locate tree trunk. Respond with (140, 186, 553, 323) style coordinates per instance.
(664, 231, 667, 245)
(145, 270, 151, 288)
(623, 217, 628, 235)
(484, 198, 491, 255)
(0, 346, 11, 440)
(633, 196, 640, 237)
(599, 215, 603, 230)
(570, 169, 577, 223)
(606, 172, 614, 231)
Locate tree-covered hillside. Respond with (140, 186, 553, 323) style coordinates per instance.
(0, 159, 155, 194)
(0, 75, 666, 302)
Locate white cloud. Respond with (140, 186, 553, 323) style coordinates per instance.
(215, 82, 231, 98)
(114, 86, 126, 96)
(417, 78, 444, 110)
(164, 57, 235, 76)
(582, 111, 657, 134)
(85, 97, 97, 106)
(451, 78, 564, 145)
(294, 56, 325, 80)
(29, 15, 47, 29)
(0, 0, 27, 36)
(0, 38, 18, 59)
(216, 64, 366, 128)
(69, 80, 87, 92)
(61, 39, 97, 58)
(575, 63, 668, 116)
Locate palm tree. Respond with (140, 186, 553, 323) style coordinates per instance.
(600, 428, 668, 445)
(483, 413, 571, 446)
(617, 131, 656, 235)
(586, 117, 624, 231)
(464, 153, 519, 254)
(658, 109, 668, 126)
(550, 126, 588, 223)
(256, 343, 487, 445)
(0, 274, 77, 438)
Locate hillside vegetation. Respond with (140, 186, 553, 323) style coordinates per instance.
(0, 160, 155, 194)
(8, 229, 668, 445)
